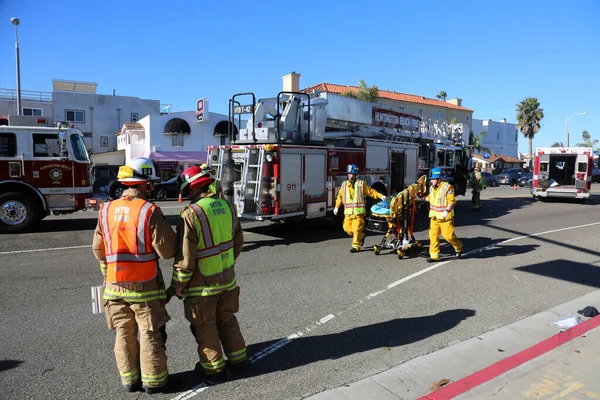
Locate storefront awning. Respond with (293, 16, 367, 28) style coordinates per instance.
(164, 118, 191, 135)
(149, 151, 207, 164)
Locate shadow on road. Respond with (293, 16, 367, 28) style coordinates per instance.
(0, 359, 23, 372)
(515, 259, 600, 288)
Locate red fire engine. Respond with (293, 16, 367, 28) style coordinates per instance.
(208, 91, 471, 221)
(0, 115, 91, 233)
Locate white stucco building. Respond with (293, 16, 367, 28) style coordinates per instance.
(471, 118, 519, 158)
(116, 109, 237, 180)
(0, 79, 163, 154)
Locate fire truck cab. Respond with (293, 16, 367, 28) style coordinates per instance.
(532, 147, 593, 201)
(0, 115, 91, 233)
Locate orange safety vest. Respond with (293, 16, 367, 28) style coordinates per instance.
(99, 197, 158, 284)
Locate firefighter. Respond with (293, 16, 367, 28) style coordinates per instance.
(334, 164, 386, 253)
(426, 167, 463, 262)
(471, 167, 485, 211)
(170, 166, 246, 385)
(92, 157, 177, 394)
(199, 163, 224, 198)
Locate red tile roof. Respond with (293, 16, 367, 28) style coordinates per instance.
(473, 154, 522, 163)
(303, 83, 473, 112)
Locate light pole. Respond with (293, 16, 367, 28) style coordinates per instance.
(565, 112, 587, 147)
(11, 17, 22, 116)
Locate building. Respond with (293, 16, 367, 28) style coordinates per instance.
(116, 109, 237, 180)
(302, 77, 474, 137)
(0, 79, 164, 154)
(471, 118, 519, 158)
(472, 153, 525, 173)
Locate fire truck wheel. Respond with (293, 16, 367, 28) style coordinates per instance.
(109, 182, 126, 200)
(0, 192, 40, 233)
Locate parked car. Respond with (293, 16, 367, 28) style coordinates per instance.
(152, 176, 182, 200)
(518, 171, 533, 187)
(90, 165, 120, 196)
(480, 171, 499, 187)
(498, 168, 526, 185)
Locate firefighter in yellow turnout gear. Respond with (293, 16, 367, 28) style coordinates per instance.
(170, 165, 246, 385)
(426, 167, 463, 262)
(334, 164, 386, 253)
(92, 157, 177, 394)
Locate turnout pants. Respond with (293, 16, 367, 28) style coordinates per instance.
(184, 286, 247, 375)
(472, 189, 481, 210)
(429, 217, 463, 260)
(343, 214, 366, 250)
(104, 300, 169, 388)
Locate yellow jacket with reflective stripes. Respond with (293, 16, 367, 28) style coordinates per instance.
(427, 181, 456, 220)
(335, 179, 384, 216)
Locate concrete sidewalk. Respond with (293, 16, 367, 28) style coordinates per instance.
(305, 290, 600, 400)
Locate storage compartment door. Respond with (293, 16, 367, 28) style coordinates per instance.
(304, 152, 326, 198)
(279, 153, 303, 211)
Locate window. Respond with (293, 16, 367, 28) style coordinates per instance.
(23, 107, 43, 116)
(435, 111, 441, 119)
(398, 107, 405, 112)
(131, 113, 138, 122)
(32, 134, 60, 157)
(171, 134, 184, 146)
(0, 133, 17, 157)
(447, 151, 455, 167)
(578, 163, 587, 172)
(497, 133, 500, 140)
(466, 116, 470, 121)
(515, 133, 518, 141)
(70, 134, 89, 161)
(65, 110, 85, 123)
(100, 136, 109, 147)
(437, 148, 445, 166)
(419, 109, 423, 115)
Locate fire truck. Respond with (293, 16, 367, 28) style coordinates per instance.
(0, 115, 91, 233)
(207, 90, 471, 221)
(532, 147, 593, 201)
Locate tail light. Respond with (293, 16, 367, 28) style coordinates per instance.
(577, 173, 585, 180)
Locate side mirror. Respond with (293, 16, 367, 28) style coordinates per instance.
(58, 131, 68, 159)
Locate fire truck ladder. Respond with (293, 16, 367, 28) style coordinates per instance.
(241, 146, 266, 212)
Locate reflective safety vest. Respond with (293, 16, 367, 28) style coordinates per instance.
(428, 182, 455, 220)
(341, 180, 366, 215)
(99, 197, 158, 284)
(186, 197, 236, 296)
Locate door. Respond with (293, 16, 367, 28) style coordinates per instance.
(538, 154, 550, 187)
(390, 151, 405, 194)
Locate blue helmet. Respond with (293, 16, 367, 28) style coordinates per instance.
(430, 167, 444, 179)
(346, 164, 359, 174)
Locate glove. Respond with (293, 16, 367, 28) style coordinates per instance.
(439, 211, 449, 220)
(333, 208, 339, 216)
(381, 196, 387, 202)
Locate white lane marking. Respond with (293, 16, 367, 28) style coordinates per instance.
(168, 220, 600, 400)
(0, 245, 91, 255)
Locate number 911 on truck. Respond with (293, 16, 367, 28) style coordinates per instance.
(208, 90, 471, 222)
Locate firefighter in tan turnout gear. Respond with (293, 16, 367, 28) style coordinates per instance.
(334, 164, 386, 253)
(92, 157, 177, 394)
(170, 165, 246, 385)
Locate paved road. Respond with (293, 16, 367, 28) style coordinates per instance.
(1, 186, 600, 400)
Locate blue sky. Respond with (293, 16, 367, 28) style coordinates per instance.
(1, 0, 598, 153)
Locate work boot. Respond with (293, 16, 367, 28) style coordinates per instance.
(143, 382, 168, 394)
(121, 382, 141, 393)
(230, 360, 249, 375)
(204, 370, 229, 386)
(426, 257, 441, 263)
(455, 251, 463, 258)
(350, 248, 359, 253)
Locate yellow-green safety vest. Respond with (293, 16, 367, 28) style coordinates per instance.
(186, 197, 236, 297)
(341, 180, 366, 215)
(428, 181, 455, 220)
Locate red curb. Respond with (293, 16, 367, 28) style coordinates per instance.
(417, 314, 600, 400)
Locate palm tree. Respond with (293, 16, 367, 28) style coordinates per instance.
(342, 79, 379, 102)
(576, 130, 598, 148)
(472, 131, 494, 155)
(551, 141, 564, 148)
(516, 97, 544, 168)
(436, 91, 448, 101)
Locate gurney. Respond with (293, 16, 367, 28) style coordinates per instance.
(366, 175, 428, 259)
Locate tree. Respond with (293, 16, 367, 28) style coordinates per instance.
(516, 97, 544, 168)
(551, 141, 564, 148)
(342, 79, 379, 102)
(472, 131, 494, 156)
(436, 91, 448, 101)
(575, 130, 598, 148)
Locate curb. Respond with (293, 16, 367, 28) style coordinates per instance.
(417, 315, 600, 400)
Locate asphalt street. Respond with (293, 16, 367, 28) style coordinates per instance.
(1, 185, 600, 400)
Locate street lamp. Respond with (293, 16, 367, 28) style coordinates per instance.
(11, 17, 22, 116)
(565, 112, 587, 147)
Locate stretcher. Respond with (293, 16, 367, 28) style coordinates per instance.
(366, 175, 428, 259)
